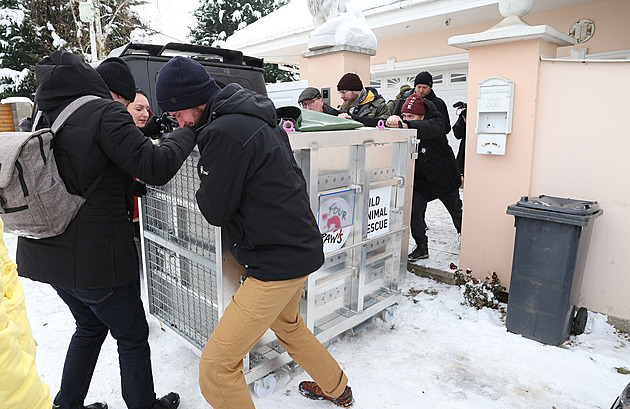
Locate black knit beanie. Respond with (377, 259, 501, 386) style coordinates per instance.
(337, 73, 363, 91)
(414, 71, 433, 88)
(96, 57, 136, 102)
(156, 56, 221, 112)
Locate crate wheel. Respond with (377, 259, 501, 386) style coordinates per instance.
(253, 374, 277, 398)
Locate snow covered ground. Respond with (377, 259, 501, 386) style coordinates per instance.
(6, 196, 630, 408)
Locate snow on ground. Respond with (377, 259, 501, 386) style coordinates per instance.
(5, 193, 630, 408)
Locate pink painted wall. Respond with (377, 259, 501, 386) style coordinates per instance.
(301, 51, 371, 109)
(374, 0, 629, 65)
(458, 35, 630, 320)
(526, 0, 629, 58)
(459, 39, 559, 290)
(532, 60, 630, 318)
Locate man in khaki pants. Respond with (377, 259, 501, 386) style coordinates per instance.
(155, 56, 354, 408)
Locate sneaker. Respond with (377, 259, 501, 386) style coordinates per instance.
(85, 404, 107, 409)
(298, 381, 354, 407)
(154, 392, 180, 409)
(408, 243, 429, 261)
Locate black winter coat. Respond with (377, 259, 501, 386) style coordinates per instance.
(452, 112, 467, 176)
(195, 84, 324, 281)
(16, 51, 196, 289)
(405, 99, 461, 201)
(323, 103, 341, 116)
(424, 90, 452, 136)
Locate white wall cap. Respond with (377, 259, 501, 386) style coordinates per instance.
(448, 24, 576, 50)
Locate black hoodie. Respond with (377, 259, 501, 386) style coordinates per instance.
(17, 51, 196, 289)
(195, 84, 324, 281)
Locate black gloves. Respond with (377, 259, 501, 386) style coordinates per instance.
(131, 180, 147, 197)
(158, 112, 178, 134)
(139, 115, 161, 139)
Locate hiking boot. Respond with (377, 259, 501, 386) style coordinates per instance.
(85, 403, 107, 409)
(154, 392, 180, 409)
(408, 243, 429, 261)
(299, 381, 354, 407)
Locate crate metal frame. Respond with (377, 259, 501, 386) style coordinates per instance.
(140, 127, 416, 382)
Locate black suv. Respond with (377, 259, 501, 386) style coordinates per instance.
(108, 42, 267, 115)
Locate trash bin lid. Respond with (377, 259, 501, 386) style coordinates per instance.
(515, 195, 600, 215)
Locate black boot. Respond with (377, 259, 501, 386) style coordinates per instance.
(154, 392, 180, 409)
(408, 243, 429, 261)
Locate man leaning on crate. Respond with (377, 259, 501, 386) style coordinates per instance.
(155, 56, 354, 408)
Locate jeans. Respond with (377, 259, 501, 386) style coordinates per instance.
(411, 188, 462, 245)
(53, 281, 156, 409)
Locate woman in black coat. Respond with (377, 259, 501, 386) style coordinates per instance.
(17, 51, 193, 409)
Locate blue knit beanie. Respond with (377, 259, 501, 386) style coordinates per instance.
(156, 56, 220, 112)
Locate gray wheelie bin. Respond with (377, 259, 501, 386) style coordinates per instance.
(505, 195, 603, 346)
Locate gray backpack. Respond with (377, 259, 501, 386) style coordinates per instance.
(0, 95, 102, 239)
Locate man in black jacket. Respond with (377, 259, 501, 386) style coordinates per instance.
(393, 71, 452, 138)
(155, 56, 353, 409)
(386, 93, 462, 261)
(16, 51, 191, 409)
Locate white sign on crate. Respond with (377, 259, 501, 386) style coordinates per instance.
(322, 226, 351, 254)
(366, 186, 391, 239)
(318, 189, 356, 253)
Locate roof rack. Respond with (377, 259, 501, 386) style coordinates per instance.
(108, 42, 264, 68)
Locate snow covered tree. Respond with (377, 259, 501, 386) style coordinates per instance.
(0, 0, 52, 99)
(0, 0, 150, 99)
(26, 0, 150, 61)
(190, 0, 298, 83)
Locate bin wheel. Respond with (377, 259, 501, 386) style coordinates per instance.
(253, 374, 277, 398)
(572, 307, 588, 335)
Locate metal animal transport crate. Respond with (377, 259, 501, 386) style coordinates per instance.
(140, 127, 417, 384)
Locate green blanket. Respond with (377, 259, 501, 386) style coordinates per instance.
(277, 106, 363, 132)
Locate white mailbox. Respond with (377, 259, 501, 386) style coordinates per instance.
(476, 77, 514, 155)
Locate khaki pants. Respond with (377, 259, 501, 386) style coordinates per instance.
(199, 275, 348, 409)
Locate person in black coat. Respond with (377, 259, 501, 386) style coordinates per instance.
(452, 103, 467, 179)
(155, 56, 353, 409)
(392, 71, 452, 137)
(16, 51, 192, 409)
(386, 93, 462, 261)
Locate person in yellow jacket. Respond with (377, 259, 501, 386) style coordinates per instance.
(0, 216, 51, 409)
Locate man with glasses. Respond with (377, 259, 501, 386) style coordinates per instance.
(297, 87, 340, 115)
(336, 72, 391, 127)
